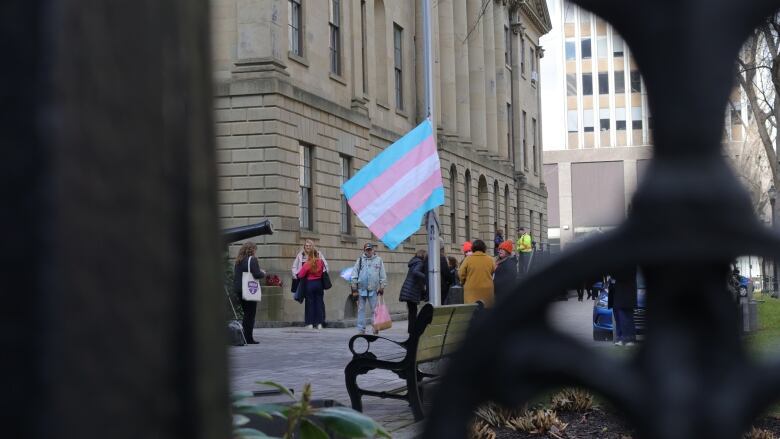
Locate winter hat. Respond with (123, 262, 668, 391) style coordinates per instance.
(499, 240, 513, 253)
(462, 241, 473, 253)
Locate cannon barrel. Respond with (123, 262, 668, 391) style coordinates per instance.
(222, 220, 273, 244)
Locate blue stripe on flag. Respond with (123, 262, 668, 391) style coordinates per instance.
(379, 187, 445, 250)
(342, 120, 433, 199)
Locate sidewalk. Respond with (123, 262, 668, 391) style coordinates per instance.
(229, 320, 423, 437)
(229, 298, 604, 437)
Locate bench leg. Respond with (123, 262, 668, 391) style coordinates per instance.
(344, 363, 364, 412)
(406, 369, 424, 421)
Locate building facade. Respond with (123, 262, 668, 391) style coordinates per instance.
(542, 0, 759, 250)
(212, 0, 551, 322)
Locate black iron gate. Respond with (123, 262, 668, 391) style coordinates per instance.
(425, 0, 780, 438)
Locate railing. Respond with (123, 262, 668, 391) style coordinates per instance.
(424, 1, 780, 438)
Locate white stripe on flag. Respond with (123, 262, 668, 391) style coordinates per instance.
(354, 154, 441, 227)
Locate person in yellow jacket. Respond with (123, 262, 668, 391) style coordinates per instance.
(458, 239, 496, 307)
(516, 227, 533, 274)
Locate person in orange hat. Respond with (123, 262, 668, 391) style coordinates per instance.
(493, 240, 519, 300)
(462, 241, 473, 256)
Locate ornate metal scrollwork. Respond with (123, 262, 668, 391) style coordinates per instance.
(425, 1, 780, 438)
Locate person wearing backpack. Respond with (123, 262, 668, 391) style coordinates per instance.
(233, 242, 266, 344)
(400, 249, 427, 334)
(350, 243, 387, 334)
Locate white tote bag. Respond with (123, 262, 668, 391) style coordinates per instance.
(241, 256, 262, 301)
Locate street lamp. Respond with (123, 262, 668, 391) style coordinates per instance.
(769, 185, 777, 297)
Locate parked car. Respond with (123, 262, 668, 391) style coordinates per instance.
(592, 272, 647, 341)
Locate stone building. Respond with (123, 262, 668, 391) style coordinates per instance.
(212, 0, 552, 323)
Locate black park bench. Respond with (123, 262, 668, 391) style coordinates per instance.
(343, 302, 482, 421)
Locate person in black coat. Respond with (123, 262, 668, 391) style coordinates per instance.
(400, 250, 427, 333)
(607, 267, 638, 346)
(233, 242, 266, 344)
(493, 240, 519, 300)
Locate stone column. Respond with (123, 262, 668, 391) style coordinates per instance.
(482, 0, 499, 157)
(494, 3, 508, 160)
(510, 22, 523, 170)
(453, 0, 471, 142)
(234, 0, 288, 74)
(467, 0, 487, 151)
(438, 0, 458, 136)
(558, 162, 576, 246)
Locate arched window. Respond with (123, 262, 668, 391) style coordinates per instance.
(493, 180, 500, 233)
(504, 184, 510, 237)
(464, 170, 471, 242)
(450, 165, 458, 243)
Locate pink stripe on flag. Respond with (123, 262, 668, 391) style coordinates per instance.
(347, 136, 437, 213)
(370, 168, 443, 238)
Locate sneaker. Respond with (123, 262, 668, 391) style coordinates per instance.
(372, 328, 379, 335)
(316, 324, 322, 330)
(625, 341, 636, 346)
(614, 340, 624, 346)
(305, 324, 313, 329)
(357, 329, 365, 334)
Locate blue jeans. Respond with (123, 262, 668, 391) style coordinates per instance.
(356, 291, 378, 332)
(613, 307, 636, 342)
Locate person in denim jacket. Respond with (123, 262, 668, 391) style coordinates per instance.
(350, 243, 388, 334)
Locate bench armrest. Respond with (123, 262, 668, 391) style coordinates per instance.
(348, 333, 407, 356)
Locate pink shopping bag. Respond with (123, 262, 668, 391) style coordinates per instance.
(372, 296, 392, 331)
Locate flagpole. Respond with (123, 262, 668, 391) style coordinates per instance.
(423, 0, 442, 306)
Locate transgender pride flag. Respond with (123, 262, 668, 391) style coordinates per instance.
(342, 120, 444, 250)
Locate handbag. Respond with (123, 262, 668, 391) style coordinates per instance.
(291, 277, 300, 293)
(293, 277, 306, 303)
(322, 271, 332, 290)
(242, 256, 262, 301)
(372, 296, 392, 331)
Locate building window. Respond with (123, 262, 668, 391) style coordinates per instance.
(289, 0, 303, 56)
(464, 171, 472, 241)
(632, 106, 643, 130)
(600, 108, 610, 131)
(565, 39, 576, 61)
(521, 37, 526, 73)
(597, 36, 608, 58)
(566, 74, 577, 96)
(532, 118, 538, 173)
(299, 144, 313, 230)
(598, 72, 609, 94)
(580, 10, 590, 26)
(614, 71, 625, 93)
(340, 155, 352, 234)
(504, 186, 510, 237)
(450, 166, 458, 243)
(630, 70, 641, 93)
(616, 107, 626, 130)
(504, 26, 511, 65)
(613, 34, 624, 57)
(567, 110, 578, 133)
(361, 0, 368, 93)
(394, 24, 404, 110)
(329, 0, 341, 75)
(493, 181, 500, 231)
(530, 47, 535, 71)
(731, 102, 743, 125)
(564, 3, 575, 23)
(581, 38, 592, 59)
(507, 103, 514, 162)
(582, 73, 593, 95)
(522, 111, 528, 168)
(583, 110, 594, 132)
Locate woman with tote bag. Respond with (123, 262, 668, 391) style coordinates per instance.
(233, 242, 266, 344)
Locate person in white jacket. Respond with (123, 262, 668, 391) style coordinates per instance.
(291, 239, 330, 276)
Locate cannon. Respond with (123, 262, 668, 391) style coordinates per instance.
(222, 219, 273, 244)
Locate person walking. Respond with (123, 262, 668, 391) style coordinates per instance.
(516, 227, 533, 275)
(233, 242, 266, 344)
(350, 243, 387, 334)
(493, 240, 519, 300)
(494, 229, 504, 256)
(296, 243, 327, 330)
(608, 268, 638, 346)
(400, 249, 427, 334)
(458, 239, 496, 307)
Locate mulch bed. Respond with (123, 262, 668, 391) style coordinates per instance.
(490, 409, 780, 438)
